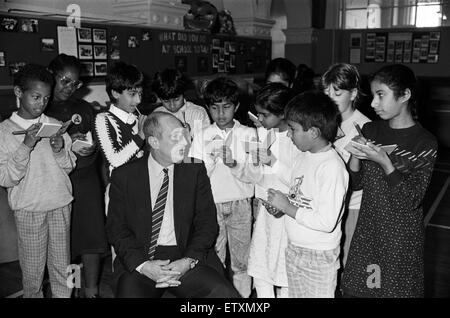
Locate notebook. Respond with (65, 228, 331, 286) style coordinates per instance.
(36, 122, 62, 138)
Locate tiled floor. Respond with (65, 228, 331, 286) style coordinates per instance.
(2, 147, 450, 298)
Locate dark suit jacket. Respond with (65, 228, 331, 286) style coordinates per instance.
(106, 152, 221, 283)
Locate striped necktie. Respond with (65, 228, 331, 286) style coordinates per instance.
(148, 168, 169, 260)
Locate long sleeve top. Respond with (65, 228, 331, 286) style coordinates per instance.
(342, 120, 438, 298)
(333, 109, 371, 210)
(94, 105, 144, 175)
(0, 113, 76, 211)
(46, 97, 98, 170)
(283, 147, 349, 251)
(189, 119, 256, 203)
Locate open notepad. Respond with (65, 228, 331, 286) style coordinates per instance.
(36, 122, 62, 138)
(347, 141, 398, 155)
(242, 129, 277, 153)
(71, 132, 93, 152)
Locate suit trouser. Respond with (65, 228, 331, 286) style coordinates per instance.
(14, 205, 72, 298)
(115, 246, 240, 298)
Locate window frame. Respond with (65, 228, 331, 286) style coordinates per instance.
(339, 0, 445, 29)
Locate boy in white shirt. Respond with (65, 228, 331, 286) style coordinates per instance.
(267, 91, 349, 298)
(95, 61, 146, 176)
(189, 77, 256, 298)
(152, 69, 210, 136)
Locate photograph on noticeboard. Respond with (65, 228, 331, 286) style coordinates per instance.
(93, 28, 107, 43)
(94, 62, 107, 76)
(94, 45, 107, 59)
(78, 44, 93, 60)
(78, 27, 92, 43)
(197, 57, 208, 73)
(19, 18, 38, 33)
(175, 56, 187, 73)
(128, 35, 139, 48)
(80, 62, 94, 77)
(41, 38, 55, 52)
(9, 61, 26, 76)
(0, 52, 5, 67)
(212, 53, 218, 68)
(0, 17, 19, 32)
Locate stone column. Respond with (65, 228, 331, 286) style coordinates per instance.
(282, 0, 317, 69)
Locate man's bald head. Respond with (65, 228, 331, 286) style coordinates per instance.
(143, 111, 183, 139)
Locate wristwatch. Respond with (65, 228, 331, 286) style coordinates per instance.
(184, 257, 199, 269)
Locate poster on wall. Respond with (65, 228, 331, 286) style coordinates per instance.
(350, 48, 361, 64)
(364, 33, 376, 62)
(0, 52, 5, 67)
(350, 33, 362, 48)
(57, 26, 78, 56)
(411, 31, 440, 64)
(374, 34, 386, 62)
(211, 38, 239, 74)
(388, 33, 412, 64)
(368, 31, 440, 64)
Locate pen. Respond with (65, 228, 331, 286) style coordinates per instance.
(12, 130, 27, 135)
(353, 122, 363, 137)
(253, 128, 260, 166)
(12, 118, 42, 135)
(135, 105, 142, 116)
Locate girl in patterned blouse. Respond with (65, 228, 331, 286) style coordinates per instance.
(342, 64, 437, 297)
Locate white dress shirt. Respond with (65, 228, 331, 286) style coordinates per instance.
(136, 153, 177, 273)
(148, 153, 177, 246)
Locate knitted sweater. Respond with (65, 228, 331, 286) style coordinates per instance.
(95, 110, 144, 173)
(0, 115, 76, 211)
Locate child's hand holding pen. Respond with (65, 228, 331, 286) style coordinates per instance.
(22, 123, 42, 149)
(250, 147, 273, 166)
(136, 106, 147, 140)
(215, 145, 237, 168)
(266, 188, 298, 218)
(49, 133, 64, 153)
(248, 111, 263, 128)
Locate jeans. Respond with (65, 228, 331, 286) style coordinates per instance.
(215, 198, 252, 298)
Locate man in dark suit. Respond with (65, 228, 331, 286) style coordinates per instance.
(106, 111, 239, 298)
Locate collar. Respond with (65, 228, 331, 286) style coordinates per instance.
(212, 119, 239, 135)
(10, 112, 46, 130)
(168, 100, 187, 117)
(148, 152, 174, 177)
(110, 104, 137, 125)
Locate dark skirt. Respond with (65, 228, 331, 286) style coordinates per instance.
(70, 163, 108, 260)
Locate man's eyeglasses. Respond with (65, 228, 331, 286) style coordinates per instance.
(58, 75, 83, 90)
